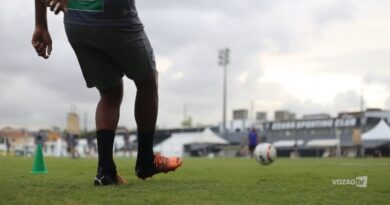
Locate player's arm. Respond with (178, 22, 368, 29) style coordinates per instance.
(32, 0, 52, 59)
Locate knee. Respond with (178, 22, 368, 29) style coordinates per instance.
(98, 81, 123, 105)
(135, 71, 158, 92)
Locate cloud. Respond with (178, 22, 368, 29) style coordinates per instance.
(172, 72, 184, 80)
(156, 56, 173, 74)
(363, 73, 390, 89)
(1, 0, 390, 130)
(278, 90, 361, 119)
(333, 90, 361, 111)
(238, 71, 249, 84)
(314, 1, 356, 25)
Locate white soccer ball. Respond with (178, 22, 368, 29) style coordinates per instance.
(254, 143, 277, 165)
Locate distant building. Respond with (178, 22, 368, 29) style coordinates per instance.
(0, 127, 35, 155)
(338, 109, 390, 122)
(274, 110, 296, 121)
(0, 127, 29, 144)
(233, 109, 248, 120)
(363, 109, 390, 122)
(260, 109, 390, 157)
(302, 113, 331, 120)
(230, 109, 251, 132)
(46, 131, 61, 141)
(256, 112, 267, 121)
(67, 112, 80, 135)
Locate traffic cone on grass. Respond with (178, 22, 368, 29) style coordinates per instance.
(31, 144, 48, 174)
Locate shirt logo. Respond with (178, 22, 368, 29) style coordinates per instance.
(67, 0, 103, 11)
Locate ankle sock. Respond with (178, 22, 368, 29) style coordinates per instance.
(136, 130, 155, 170)
(96, 129, 117, 177)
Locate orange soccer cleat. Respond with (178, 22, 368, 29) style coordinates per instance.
(136, 153, 183, 180)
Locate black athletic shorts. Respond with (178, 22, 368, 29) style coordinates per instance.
(65, 24, 156, 90)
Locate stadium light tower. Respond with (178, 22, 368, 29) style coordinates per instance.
(219, 48, 230, 134)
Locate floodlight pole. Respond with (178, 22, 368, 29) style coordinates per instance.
(223, 60, 227, 133)
(336, 129, 341, 158)
(358, 86, 365, 157)
(219, 48, 230, 135)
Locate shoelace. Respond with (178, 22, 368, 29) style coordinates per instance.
(153, 154, 168, 170)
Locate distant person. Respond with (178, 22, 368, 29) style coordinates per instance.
(290, 141, 300, 158)
(35, 132, 46, 150)
(72, 134, 80, 158)
(5, 137, 11, 156)
(35, 134, 43, 145)
(123, 133, 131, 157)
(64, 132, 72, 157)
(33, 0, 182, 186)
(86, 135, 96, 157)
(65, 132, 79, 159)
(374, 149, 383, 158)
(248, 128, 258, 157)
(114, 142, 119, 155)
(50, 143, 55, 155)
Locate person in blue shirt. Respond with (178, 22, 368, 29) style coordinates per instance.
(248, 128, 258, 157)
(32, 0, 182, 186)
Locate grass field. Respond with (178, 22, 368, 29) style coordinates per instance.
(0, 157, 389, 205)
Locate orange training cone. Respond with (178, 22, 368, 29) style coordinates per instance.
(31, 144, 48, 174)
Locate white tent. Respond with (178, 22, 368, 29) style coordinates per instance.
(306, 139, 340, 147)
(362, 120, 390, 141)
(154, 128, 228, 157)
(273, 140, 304, 148)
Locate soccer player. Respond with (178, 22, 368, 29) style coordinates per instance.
(248, 128, 258, 157)
(32, 0, 182, 186)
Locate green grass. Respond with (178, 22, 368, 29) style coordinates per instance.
(0, 157, 389, 205)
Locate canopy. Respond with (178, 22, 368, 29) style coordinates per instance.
(362, 120, 390, 141)
(154, 128, 228, 157)
(273, 140, 304, 148)
(306, 139, 340, 147)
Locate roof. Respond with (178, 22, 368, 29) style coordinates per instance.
(0, 128, 28, 139)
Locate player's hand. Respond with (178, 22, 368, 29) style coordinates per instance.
(44, 0, 68, 15)
(32, 26, 52, 59)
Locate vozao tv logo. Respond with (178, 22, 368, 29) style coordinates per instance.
(331, 176, 368, 188)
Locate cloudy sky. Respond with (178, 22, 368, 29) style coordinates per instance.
(1, 0, 390, 131)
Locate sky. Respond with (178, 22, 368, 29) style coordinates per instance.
(0, 0, 390, 131)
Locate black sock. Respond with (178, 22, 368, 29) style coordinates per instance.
(96, 129, 116, 177)
(136, 130, 155, 170)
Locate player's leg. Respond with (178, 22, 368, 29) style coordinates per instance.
(133, 71, 182, 179)
(65, 24, 127, 185)
(95, 81, 124, 185)
(134, 71, 158, 172)
(103, 29, 159, 174)
(96, 81, 123, 130)
(104, 28, 182, 179)
(249, 145, 255, 157)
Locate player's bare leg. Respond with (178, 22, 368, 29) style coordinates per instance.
(94, 80, 127, 186)
(96, 81, 123, 131)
